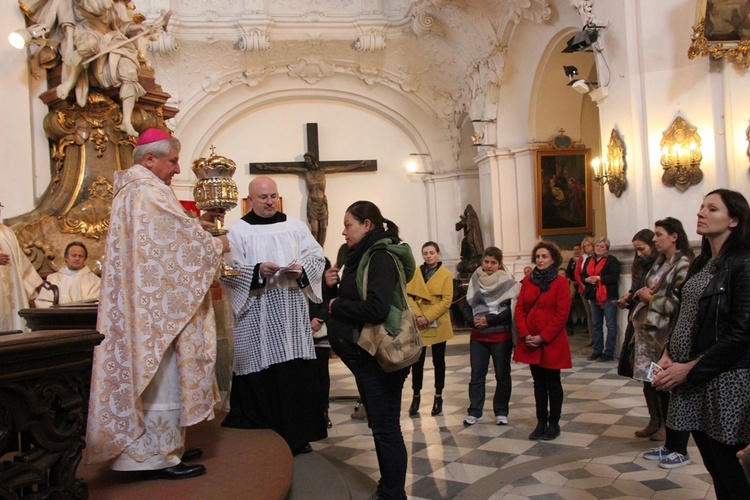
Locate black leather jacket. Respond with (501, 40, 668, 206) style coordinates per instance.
(671, 251, 750, 385)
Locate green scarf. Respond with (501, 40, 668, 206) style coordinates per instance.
(355, 238, 416, 337)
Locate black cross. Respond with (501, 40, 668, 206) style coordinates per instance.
(248, 123, 377, 246)
(248, 123, 377, 174)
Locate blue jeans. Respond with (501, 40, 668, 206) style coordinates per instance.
(331, 336, 409, 500)
(589, 299, 618, 357)
(468, 338, 513, 418)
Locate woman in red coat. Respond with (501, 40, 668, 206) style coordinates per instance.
(514, 241, 572, 441)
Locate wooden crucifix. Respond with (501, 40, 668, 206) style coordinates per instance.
(249, 123, 377, 246)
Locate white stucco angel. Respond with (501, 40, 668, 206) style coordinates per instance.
(22, 0, 170, 137)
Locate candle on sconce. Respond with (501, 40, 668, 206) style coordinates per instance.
(591, 157, 601, 178)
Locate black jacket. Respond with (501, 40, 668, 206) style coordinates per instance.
(327, 229, 400, 350)
(672, 251, 750, 385)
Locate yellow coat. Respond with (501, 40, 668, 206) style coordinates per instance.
(406, 264, 454, 346)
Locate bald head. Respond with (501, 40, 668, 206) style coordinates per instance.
(248, 176, 279, 218)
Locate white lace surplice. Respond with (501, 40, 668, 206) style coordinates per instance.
(222, 216, 324, 375)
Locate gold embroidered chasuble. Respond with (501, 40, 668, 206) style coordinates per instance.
(0, 223, 43, 331)
(85, 164, 222, 464)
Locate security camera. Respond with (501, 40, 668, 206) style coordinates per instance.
(571, 79, 590, 94)
(563, 66, 579, 79)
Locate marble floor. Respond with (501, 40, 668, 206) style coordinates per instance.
(314, 328, 717, 499)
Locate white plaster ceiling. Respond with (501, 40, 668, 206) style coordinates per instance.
(144, 0, 554, 134)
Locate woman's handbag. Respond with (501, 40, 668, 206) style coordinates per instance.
(357, 253, 423, 372)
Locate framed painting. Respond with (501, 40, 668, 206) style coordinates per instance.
(536, 149, 592, 236)
(688, 0, 750, 69)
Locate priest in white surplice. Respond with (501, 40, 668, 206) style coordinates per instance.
(36, 241, 100, 307)
(85, 129, 230, 480)
(0, 202, 43, 332)
(221, 176, 328, 455)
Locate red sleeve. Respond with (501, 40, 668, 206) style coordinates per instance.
(515, 282, 531, 338)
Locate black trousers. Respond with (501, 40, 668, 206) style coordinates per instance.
(529, 364, 563, 424)
(410, 341, 447, 394)
(691, 430, 750, 499)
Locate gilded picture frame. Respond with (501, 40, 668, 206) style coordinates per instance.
(536, 149, 592, 236)
(688, 0, 750, 69)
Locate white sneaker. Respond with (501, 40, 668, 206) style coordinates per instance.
(463, 415, 483, 426)
(495, 416, 508, 425)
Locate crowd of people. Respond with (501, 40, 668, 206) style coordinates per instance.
(2, 129, 749, 498)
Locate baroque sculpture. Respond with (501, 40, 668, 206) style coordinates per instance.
(455, 204, 484, 275)
(8, 0, 176, 276)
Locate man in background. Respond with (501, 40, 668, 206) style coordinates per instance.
(36, 241, 100, 307)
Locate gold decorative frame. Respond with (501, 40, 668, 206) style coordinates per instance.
(593, 128, 628, 198)
(688, 0, 750, 70)
(536, 149, 593, 236)
(660, 116, 704, 191)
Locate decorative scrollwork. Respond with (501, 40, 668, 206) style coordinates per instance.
(59, 176, 114, 240)
(689, 21, 750, 70)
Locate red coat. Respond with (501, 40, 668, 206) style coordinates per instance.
(513, 275, 572, 369)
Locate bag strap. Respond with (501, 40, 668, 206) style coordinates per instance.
(361, 251, 409, 303)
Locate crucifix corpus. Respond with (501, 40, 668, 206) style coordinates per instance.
(249, 123, 377, 246)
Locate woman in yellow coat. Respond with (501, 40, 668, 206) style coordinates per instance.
(406, 241, 454, 416)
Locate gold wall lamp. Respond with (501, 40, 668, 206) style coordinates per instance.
(591, 128, 627, 197)
(659, 116, 703, 191)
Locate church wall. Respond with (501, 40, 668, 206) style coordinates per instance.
(0, 6, 39, 218)
(593, 0, 750, 250)
(166, 73, 464, 268)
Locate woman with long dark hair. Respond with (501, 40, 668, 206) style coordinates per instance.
(653, 189, 750, 498)
(325, 201, 415, 500)
(514, 241, 572, 441)
(631, 218, 693, 468)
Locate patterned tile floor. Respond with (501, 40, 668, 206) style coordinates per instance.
(314, 327, 716, 499)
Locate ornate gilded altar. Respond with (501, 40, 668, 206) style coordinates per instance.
(5, 64, 177, 276)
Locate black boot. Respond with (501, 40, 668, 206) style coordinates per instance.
(529, 421, 547, 440)
(408, 394, 421, 417)
(431, 396, 443, 416)
(542, 420, 560, 440)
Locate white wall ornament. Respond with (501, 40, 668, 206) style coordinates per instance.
(238, 29, 272, 52)
(288, 56, 337, 84)
(568, 0, 596, 27)
(202, 74, 222, 93)
(506, 0, 551, 24)
(149, 32, 180, 54)
(230, 68, 271, 88)
(412, 11, 445, 37)
(355, 30, 387, 51)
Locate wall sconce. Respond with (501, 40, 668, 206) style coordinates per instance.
(470, 119, 497, 147)
(405, 153, 433, 175)
(8, 24, 58, 49)
(591, 129, 627, 197)
(659, 116, 703, 191)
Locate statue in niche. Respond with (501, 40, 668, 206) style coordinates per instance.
(455, 204, 484, 275)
